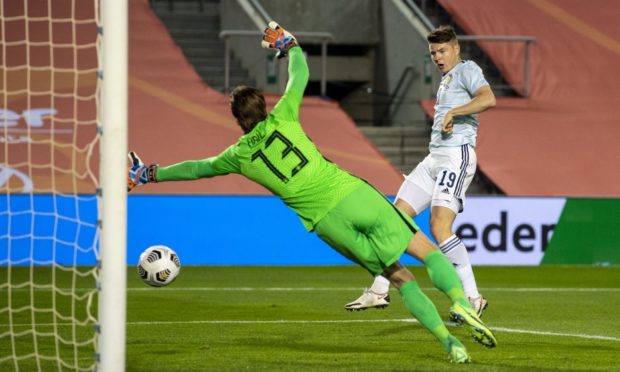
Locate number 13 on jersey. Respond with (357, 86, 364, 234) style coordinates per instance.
(251, 130, 308, 183)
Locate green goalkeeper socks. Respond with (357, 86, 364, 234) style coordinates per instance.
(423, 250, 470, 308)
(399, 280, 451, 350)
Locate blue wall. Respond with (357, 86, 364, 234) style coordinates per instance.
(0, 194, 99, 266)
(1, 195, 431, 266)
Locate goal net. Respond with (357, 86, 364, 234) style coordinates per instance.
(1, 0, 103, 370)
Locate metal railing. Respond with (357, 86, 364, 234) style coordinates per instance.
(379, 65, 415, 127)
(458, 35, 536, 97)
(219, 30, 334, 96)
(403, 0, 435, 31)
(150, 0, 207, 12)
(248, 0, 270, 23)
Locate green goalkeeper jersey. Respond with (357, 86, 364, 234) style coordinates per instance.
(156, 46, 363, 231)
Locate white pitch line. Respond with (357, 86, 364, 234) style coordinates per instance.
(129, 319, 419, 325)
(489, 326, 620, 342)
(125, 320, 620, 342)
(5, 319, 619, 343)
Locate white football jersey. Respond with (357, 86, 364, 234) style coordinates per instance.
(430, 60, 489, 150)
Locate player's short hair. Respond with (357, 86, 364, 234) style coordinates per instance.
(229, 86, 267, 133)
(427, 25, 458, 44)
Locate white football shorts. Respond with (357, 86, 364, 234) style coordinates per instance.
(396, 144, 476, 215)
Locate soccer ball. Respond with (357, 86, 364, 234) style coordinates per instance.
(137, 245, 181, 287)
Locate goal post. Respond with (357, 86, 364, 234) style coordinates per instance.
(0, 0, 128, 370)
(98, 0, 128, 371)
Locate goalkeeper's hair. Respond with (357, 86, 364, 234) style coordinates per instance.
(230, 86, 267, 133)
(427, 25, 458, 44)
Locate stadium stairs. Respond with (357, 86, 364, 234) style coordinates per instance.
(358, 126, 429, 175)
(150, 0, 255, 91)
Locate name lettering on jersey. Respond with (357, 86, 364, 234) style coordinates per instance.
(247, 128, 266, 147)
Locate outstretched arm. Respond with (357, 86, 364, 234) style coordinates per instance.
(156, 158, 232, 182)
(127, 146, 240, 191)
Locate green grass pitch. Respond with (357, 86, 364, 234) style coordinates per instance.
(2, 266, 620, 371)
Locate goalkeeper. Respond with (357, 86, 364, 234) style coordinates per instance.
(128, 22, 496, 363)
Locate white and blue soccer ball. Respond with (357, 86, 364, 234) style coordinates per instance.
(137, 245, 181, 287)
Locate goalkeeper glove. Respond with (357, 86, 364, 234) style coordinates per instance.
(261, 21, 297, 59)
(127, 151, 158, 192)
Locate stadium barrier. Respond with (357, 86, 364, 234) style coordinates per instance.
(2, 196, 618, 266)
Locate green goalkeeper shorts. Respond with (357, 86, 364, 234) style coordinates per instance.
(314, 182, 419, 276)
